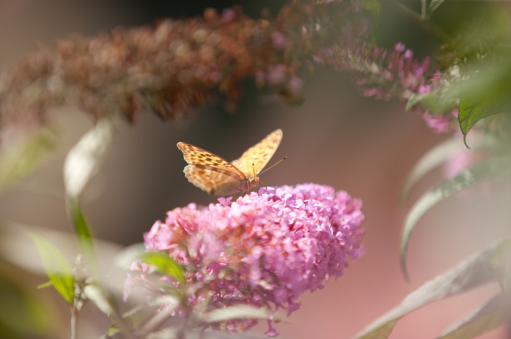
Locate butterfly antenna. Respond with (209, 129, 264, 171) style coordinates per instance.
(258, 156, 288, 176)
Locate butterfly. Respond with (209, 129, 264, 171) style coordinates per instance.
(177, 129, 285, 196)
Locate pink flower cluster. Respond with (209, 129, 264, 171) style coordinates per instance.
(316, 42, 454, 133)
(131, 184, 365, 336)
(353, 42, 431, 101)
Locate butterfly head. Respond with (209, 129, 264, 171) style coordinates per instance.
(247, 175, 260, 189)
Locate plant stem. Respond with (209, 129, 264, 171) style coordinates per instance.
(383, 0, 452, 44)
(70, 305, 78, 339)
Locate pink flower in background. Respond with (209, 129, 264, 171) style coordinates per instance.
(129, 184, 365, 336)
(272, 32, 286, 49)
(442, 128, 477, 179)
(418, 84, 431, 95)
(316, 42, 456, 134)
(394, 42, 405, 52)
(443, 149, 473, 179)
(267, 64, 287, 85)
(423, 112, 450, 134)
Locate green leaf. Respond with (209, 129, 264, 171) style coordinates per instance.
(66, 196, 95, 260)
(428, 0, 446, 16)
(360, 0, 381, 15)
(141, 252, 185, 283)
(202, 305, 271, 324)
(36, 281, 53, 289)
(84, 284, 134, 338)
(84, 284, 115, 316)
(401, 137, 464, 206)
(458, 96, 507, 147)
(405, 93, 423, 111)
(146, 329, 262, 339)
(29, 234, 74, 304)
(440, 294, 504, 339)
(114, 243, 146, 268)
(64, 118, 114, 198)
(418, 93, 456, 115)
(63, 119, 114, 269)
(137, 297, 181, 336)
(0, 127, 56, 192)
(108, 297, 180, 338)
(355, 240, 508, 339)
(401, 157, 511, 279)
(401, 134, 496, 206)
(456, 63, 511, 147)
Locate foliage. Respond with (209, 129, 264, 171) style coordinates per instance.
(1, 0, 511, 338)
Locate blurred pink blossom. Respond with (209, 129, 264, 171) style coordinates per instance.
(316, 42, 457, 133)
(423, 112, 450, 134)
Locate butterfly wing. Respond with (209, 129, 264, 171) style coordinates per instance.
(177, 142, 246, 195)
(231, 129, 283, 176)
(184, 165, 246, 196)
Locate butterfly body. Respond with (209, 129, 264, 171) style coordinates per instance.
(177, 129, 283, 196)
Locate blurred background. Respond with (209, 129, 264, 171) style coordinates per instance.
(0, 0, 508, 338)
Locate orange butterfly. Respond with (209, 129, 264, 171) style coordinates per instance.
(177, 129, 285, 196)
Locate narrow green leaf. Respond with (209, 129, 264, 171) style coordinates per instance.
(428, 0, 446, 15)
(401, 157, 511, 279)
(36, 281, 53, 289)
(100, 326, 120, 339)
(137, 297, 182, 336)
(203, 305, 271, 324)
(356, 320, 399, 339)
(355, 240, 508, 339)
(405, 93, 425, 111)
(29, 234, 74, 304)
(102, 297, 179, 338)
(63, 119, 114, 269)
(401, 137, 464, 206)
(0, 127, 56, 192)
(440, 294, 504, 339)
(141, 252, 185, 283)
(84, 285, 115, 316)
(84, 285, 134, 339)
(64, 118, 114, 198)
(66, 196, 94, 260)
(401, 134, 496, 206)
(151, 295, 181, 308)
(114, 243, 146, 268)
(148, 329, 262, 339)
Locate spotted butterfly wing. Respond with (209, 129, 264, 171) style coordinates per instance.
(231, 129, 283, 177)
(177, 129, 283, 196)
(176, 142, 246, 196)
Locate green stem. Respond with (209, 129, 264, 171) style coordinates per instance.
(383, 0, 452, 44)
